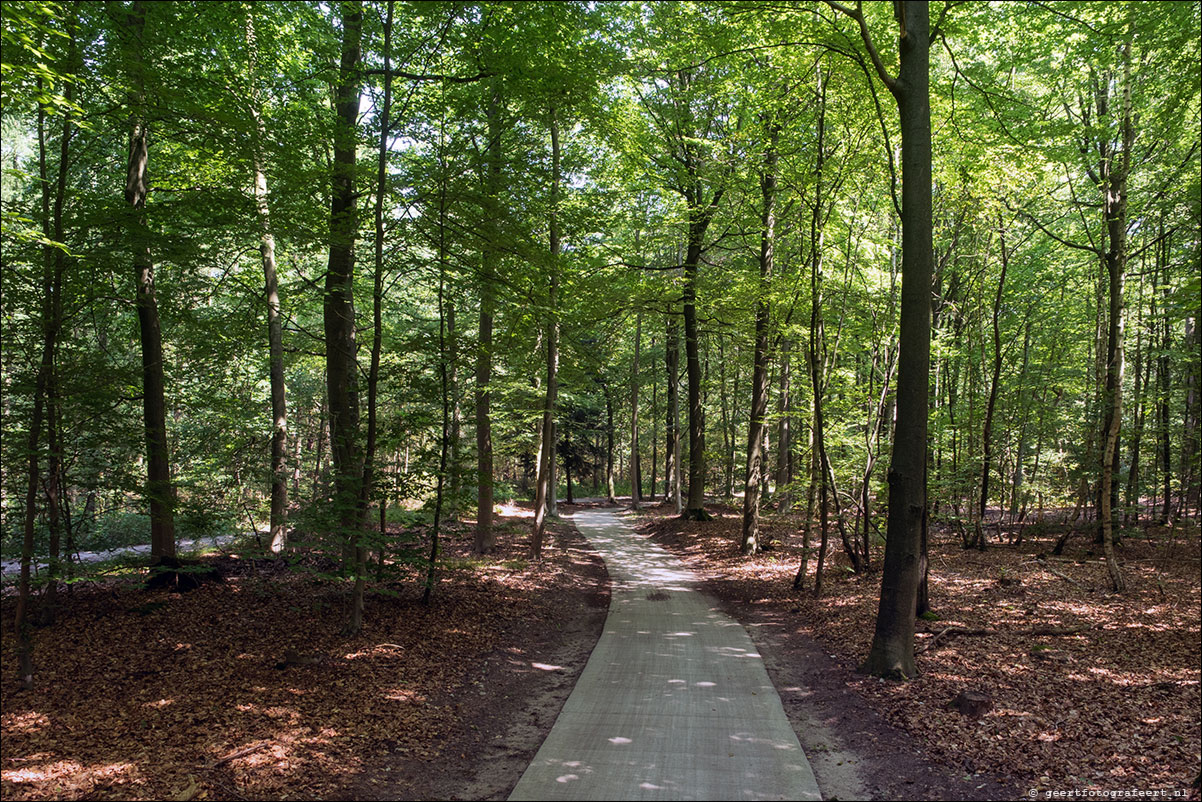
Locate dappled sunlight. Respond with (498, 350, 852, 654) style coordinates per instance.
(636, 500, 1202, 796)
(3, 759, 139, 792)
(2, 711, 50, 734)
(0, 505, 607, 800)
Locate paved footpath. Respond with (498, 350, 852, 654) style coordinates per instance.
(509, 507, 821, 801)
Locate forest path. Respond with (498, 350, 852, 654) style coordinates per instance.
(508, 507, 822, 801)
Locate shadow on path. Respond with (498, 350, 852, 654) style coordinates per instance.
(509, 508, 822, 801)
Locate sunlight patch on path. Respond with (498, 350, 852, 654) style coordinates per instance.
(509, 508, 821, 801)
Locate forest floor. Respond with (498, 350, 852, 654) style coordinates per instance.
(3, 499, 1199, 801)
(0, 505, 610, 801)
(635, 499, 1202, 801)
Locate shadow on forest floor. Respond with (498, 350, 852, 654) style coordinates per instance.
(636, 500, 1202, 798)
(0, 505, 606, 801)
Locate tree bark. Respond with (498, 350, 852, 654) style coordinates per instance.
(775, 344, 792, 510)
(683, 201, 720, 518)
(1098, 33, 1134, 593)
(532, 107, 561, 558)
(977, 214, 1010, 547)
(847, 0, 934, 680)
(123, 0, 175, 560)
(475, 77, 503, 554)
(1156, 228, 1173, 524)
(324, 0, 365, 632)
(605, 390, 617, 503)
(742, 122, 779, 555)
(247, 8, 289, 554)
(448, 298, 461, 520)
(630, 310, 643, 508)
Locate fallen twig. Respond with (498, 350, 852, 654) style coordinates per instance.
(917, 624, 1096, 654)
(1042, 564, 1090, 590)
(207, 741, 271, 769)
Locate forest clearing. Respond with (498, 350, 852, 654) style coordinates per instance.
(2, 0, 1200, 799)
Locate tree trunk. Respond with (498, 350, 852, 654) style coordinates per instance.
(361, 0, 393, 565)
(564, 425, 575, 504)
(247, 9, 289, 554)
(605, 390, 617, 503)
(1098, 33, 1134, 593)
(775, 344, 792, 510)
(630, 310, 643, 508)
(683, 214, 715, 519)
(324, 0, 365, 632)
(857, 1, 934, 680)
(719, 339, 734, 498)
(742, 123, 779, 555)
(977, 214, 1010, 547)
(1156, 229, 1173, 524)
(448, 299, 461, 520)
(123, 0, 175, 560)
(649, 370, 658, 501)
(1124, 268, 1149, 528)
(532, 107, 561, 558)
(1181, 317, 1200, 519)
(1009, 317, 1033, 522)
(475, 77, 503, 554)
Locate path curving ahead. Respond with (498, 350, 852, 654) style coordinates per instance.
(509, 507, 821, 801)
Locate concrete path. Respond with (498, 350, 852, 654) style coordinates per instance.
(509, 508, 821, 801)
(0, 534, 239, 577)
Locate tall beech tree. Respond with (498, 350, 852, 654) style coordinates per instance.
(324, 0, 365, 631)
(827, 0, 936, 679)
(122, 0, 176, 561)
(740, 119, 779, 556)
(245, 6, 288, 555)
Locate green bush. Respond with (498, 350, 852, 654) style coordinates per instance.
(90, 511, 152, 551)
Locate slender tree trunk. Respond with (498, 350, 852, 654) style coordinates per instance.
(1157, 246, 1173, 523)
(247, 9, 289, 554)
(312, 392, 327, 497)
(448, 299, 461, 520)
(549, 421, 558, 515)
(793, 412, 817, 591)
(1098, 34, 1134, 592)
(1181, 317, 1199, 519)
(649, 373, 658, 501)
(1009, 317, 1032, 522)
(683, 206, 719, 519)
(475, 77, 503, 554)
(605, 390, 616, 503)
(742, 122, 779, 555)
(15, 60, 76, 682)
(1123, 263, 1148, 528)
(360, 0, 393, 587)
(324, 0, 365, 632)
(564, 425, 575, 504)
(977, 215, 1009, 547)
(424, 199, 453, 606)
(532, 107, 561, 557)
(666, 314, 682, 513)
(775, 344, 792, 510)
(719, 340, 734, 498)
(122, 0, 175, 560)
(630, 311, 643, 508)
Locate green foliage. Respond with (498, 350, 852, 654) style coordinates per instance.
(1, 2, 1197, 628)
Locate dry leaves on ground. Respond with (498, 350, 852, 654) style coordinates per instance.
(636, 501, 1201, 798)
(1, 507, 585, 801)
